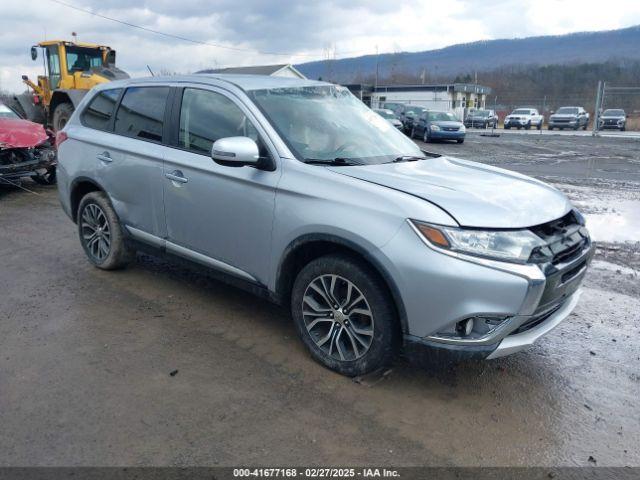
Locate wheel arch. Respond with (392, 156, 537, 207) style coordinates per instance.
(69, 176, 107, 222)
(275, 233, 409, 334)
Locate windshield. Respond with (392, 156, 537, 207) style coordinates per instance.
(374, 109, 395, 119)
(66, 46, 104, 73)
(556, 107, 579, 114)
(0, 104, 20, 119)
(512, 109, 531, 115)
(471, 110, 490, 117)
(603, 109, 624, 116)
(428, 111, 457, 122)
(248, 85, 423, 165)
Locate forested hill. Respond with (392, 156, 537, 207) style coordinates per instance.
(295, 25, 640, 84)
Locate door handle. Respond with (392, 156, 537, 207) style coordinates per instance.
(96, 152, 112, 163)
(165, 170, 188, 184)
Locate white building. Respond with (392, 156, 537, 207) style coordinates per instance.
(346, 83, 492, 120)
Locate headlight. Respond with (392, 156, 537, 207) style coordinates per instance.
(430, 125, 441, 131)
(459, 125, 466, 132)
(410, 220, 546, 263)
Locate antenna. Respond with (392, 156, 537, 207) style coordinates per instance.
(146, 65, 155, 77)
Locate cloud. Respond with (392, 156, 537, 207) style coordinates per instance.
(1, 0, 639, 92)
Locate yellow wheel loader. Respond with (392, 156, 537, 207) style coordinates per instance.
(15, 40, 129, 131)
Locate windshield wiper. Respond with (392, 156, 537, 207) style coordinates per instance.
(303, 157, 358, 166)
(391, 155, 427, 163)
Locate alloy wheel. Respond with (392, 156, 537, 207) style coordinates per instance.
(80, 203, 111, 261)
(302, 274, 374, 361)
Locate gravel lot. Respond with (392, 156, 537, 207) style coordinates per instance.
(0, 132, 638, 467)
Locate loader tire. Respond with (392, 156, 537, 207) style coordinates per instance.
(52, 102, 74, 132)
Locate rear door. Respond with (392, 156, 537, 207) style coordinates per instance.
(95, 85, 171, 239)
(162, 85, 281, 284)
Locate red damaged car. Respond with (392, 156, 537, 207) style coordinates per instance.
(0, 103, 56, 185)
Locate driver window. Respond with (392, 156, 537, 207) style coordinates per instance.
(179, 88, 261, 155)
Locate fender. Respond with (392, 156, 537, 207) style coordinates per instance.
(275, 232, 409, 334)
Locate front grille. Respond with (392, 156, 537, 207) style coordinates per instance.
(443, 127, 459, 132)
(528, 210, 589, 265)
(527, 210, 593, 312)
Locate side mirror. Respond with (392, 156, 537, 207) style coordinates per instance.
(30, 46, 38, 61)
(211, 136, 260, 167)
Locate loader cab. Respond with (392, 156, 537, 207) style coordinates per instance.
(23, 40, 128, 131)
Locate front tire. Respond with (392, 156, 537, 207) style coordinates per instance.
(537, 121, 542, 130)
(52, 102, 74, 132)
(423, 130, 430, 143)
(410, 127, 416, 139)
(291, 254, 398, 377)
(456, 138, 464, 144)
(77, 191, 134, 270)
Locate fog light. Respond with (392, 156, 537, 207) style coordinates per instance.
(455, 318, 474, 336)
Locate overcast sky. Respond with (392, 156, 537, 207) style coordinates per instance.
(1, 0, 640, 92)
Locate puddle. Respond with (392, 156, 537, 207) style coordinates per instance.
(580, 199, 640, 243)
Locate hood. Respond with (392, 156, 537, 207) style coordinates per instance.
(432, 120, 463, 128)
(0, 118, 50, 149)
(550, 113, 577, 119)
(328, 156, 571, 228)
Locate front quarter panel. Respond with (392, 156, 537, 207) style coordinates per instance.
(268, 158, 457, 291)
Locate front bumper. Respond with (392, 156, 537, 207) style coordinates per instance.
(380, 220, 594, 364)
(549, 119, 578, 127)
(0, 147, 56, 182)
(430, 130, 465, 140)
(504, 119, 529, 126)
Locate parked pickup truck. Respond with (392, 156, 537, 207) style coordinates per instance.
(548, 107, 589, 130)
(504, 108, 544, 130)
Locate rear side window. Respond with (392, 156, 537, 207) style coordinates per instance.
(178, 88, 259, 155)
(114, 86, 170, 142)
(82, 88, 122, 131)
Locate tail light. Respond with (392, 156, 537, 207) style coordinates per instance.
(55, 131, 68, 149)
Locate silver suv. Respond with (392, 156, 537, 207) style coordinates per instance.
(57, 75, 594, 376)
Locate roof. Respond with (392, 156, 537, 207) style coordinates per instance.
(93, 74, 330, 93)
(37, 40, 109, 49)
(197, 64, 306, 79)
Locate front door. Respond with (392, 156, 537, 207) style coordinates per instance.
(162, 86, 281, 284)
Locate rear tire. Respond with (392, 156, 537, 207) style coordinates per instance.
(52, 102, 74, 132)
(77, 191, 134, 270)
(291, 254, 398, 377)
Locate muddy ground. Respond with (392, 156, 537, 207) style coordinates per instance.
(0, 133, 638, 467)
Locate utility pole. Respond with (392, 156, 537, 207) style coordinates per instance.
(375, 45, 379, 89)
(592, 81, 604, 137)
(541, 95, 546, 135)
